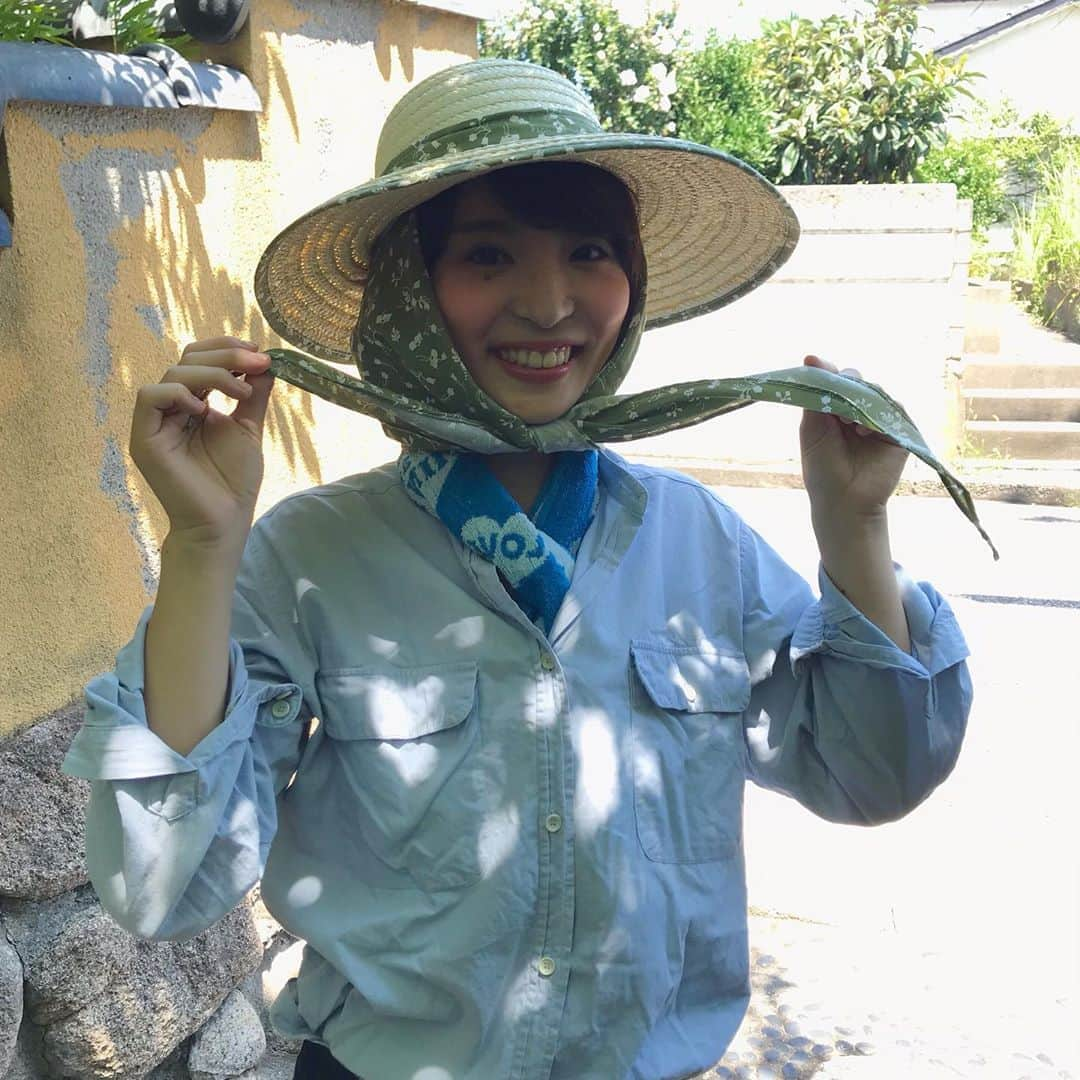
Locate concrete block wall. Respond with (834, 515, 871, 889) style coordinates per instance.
(622, 183, 973, 477)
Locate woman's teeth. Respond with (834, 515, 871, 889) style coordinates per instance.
(495, 346, 573, 369)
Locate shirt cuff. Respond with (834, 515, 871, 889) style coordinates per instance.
(62, 605, 303, 781)
(789, 563, 969, 677)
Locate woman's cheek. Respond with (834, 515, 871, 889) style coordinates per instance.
(434, 272, 494, 345)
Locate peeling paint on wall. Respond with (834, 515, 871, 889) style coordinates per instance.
(60, 145, 179, 426)
(99, 435, 161, 596)
(136, 303, 167, 339)
(298, 0, 380, 44)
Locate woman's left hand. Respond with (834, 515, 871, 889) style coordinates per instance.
(799, 354, 909, 518)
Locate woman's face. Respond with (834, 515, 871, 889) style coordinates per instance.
(430, 179, 632, 424)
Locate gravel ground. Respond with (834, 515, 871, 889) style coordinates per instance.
(693, 914, 1075, 1080)
(252, 910, 1075, 1079)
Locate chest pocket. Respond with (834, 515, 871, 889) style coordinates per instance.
(315, 661, 487, 890)
(629, 639, 750, 864)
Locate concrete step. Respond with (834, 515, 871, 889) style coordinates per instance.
(964, 389, 1080, 422)
(962, 359, 1080, 390)
(963, 421, 1080, 460)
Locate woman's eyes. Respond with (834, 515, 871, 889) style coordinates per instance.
(464, 244, 510, 267)
(571, 242, 613, 262)
(462, 241, 613, 266)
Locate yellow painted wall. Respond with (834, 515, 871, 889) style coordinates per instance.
(0, 0, 477, 738)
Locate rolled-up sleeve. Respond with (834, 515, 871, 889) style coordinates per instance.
(739, 519, 972, 826)
(62, 524, 314, 942)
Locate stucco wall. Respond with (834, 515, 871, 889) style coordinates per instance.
(954, 6, 1080, 127)
(0, 0, 477, 740)
(940, 4, 1080, 129)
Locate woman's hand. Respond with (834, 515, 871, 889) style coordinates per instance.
(799, 354, 908, 520)
(129, 337, 274, 550)
(798, 355, 911, 650)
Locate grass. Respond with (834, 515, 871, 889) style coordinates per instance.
(1011, 146, 1080, 323)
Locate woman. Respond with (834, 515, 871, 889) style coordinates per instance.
(65, 59, 972, 1080)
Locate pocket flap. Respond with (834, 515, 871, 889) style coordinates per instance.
(316, 661, 478, 740)
(630, 641, 750, 714)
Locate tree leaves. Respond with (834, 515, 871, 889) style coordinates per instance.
(757, 0, 977, 184)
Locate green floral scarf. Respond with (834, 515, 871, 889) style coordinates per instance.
(266, 212, 998, 558)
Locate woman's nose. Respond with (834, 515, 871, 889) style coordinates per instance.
(510, 261, 575, 328)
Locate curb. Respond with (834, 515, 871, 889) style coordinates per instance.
(626, 456, 1080, 508)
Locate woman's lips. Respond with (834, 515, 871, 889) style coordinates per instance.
(491, 345, 579, 383)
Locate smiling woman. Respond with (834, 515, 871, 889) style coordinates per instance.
(64, 58, 976, 1080)
(423, 167, 634, 429)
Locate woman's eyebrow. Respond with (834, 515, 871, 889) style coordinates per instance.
(450, 218, 519, 235)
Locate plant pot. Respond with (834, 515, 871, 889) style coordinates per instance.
(1043, 282, 1080, 344)
(1012, 278, 1034, 304)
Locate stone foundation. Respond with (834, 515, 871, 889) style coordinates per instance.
(0, 705, 299, 1080)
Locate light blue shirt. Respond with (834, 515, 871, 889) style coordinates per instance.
(64, 451, 972, 1080)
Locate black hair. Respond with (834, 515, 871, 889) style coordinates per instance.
(415, 161, 644, 298)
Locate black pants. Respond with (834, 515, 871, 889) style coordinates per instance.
(292, 1040, 363, 1079)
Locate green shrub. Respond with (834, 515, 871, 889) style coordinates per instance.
(479, 0, 683, 137)
(0, 1, 70, 44)
(758, 0, 978, 184)
(0, 0, 192, 54)
(1012, 146, 1080, 315)
(672, 32, 772, 173)
(1000, 111, 1079, 202)
(915, 137, 1006, 235)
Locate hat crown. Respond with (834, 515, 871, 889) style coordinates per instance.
(374, 59, 601, 176)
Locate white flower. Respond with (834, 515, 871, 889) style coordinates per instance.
(665, 120, 676, 133)
(656, 32, 677, 56)
(659, 72, 677, 96)
(618, 68, 638, 87)
(596, 49, 607, 61)
(659, 95, 671, 112)
(632, 84, 651, 104)
(649, 62, 667, 80)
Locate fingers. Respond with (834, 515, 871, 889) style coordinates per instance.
(131, 380, 211, 448)
(802, 354, 871, 434)
(803, 354, 863, 380)
(178, 342, 271, 378)
(181, 336, 261, 359)
(802, 353, 835, 373)
(230, 369, 275, 430)
(164, 340, 271, 415)
(131, 339, 273, 444)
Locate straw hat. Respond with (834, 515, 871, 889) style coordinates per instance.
(255, 58, 800, 364)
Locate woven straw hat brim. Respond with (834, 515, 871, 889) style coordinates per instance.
(255, 132, 800, 364)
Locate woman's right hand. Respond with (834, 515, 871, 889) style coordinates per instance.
(130, 337, 274, 549)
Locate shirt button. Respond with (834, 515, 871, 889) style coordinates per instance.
(540, 652, 556, 672)
(270, 699, 292, 719)
(545, 813, 562, 834)
(537, 956, 556, 977)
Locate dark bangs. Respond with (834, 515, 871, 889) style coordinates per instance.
(416, 161, 644, 295)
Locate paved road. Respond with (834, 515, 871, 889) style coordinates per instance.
(697, 486, 1080, 1080)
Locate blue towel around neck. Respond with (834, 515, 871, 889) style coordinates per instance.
(399, 450, 599, 636)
